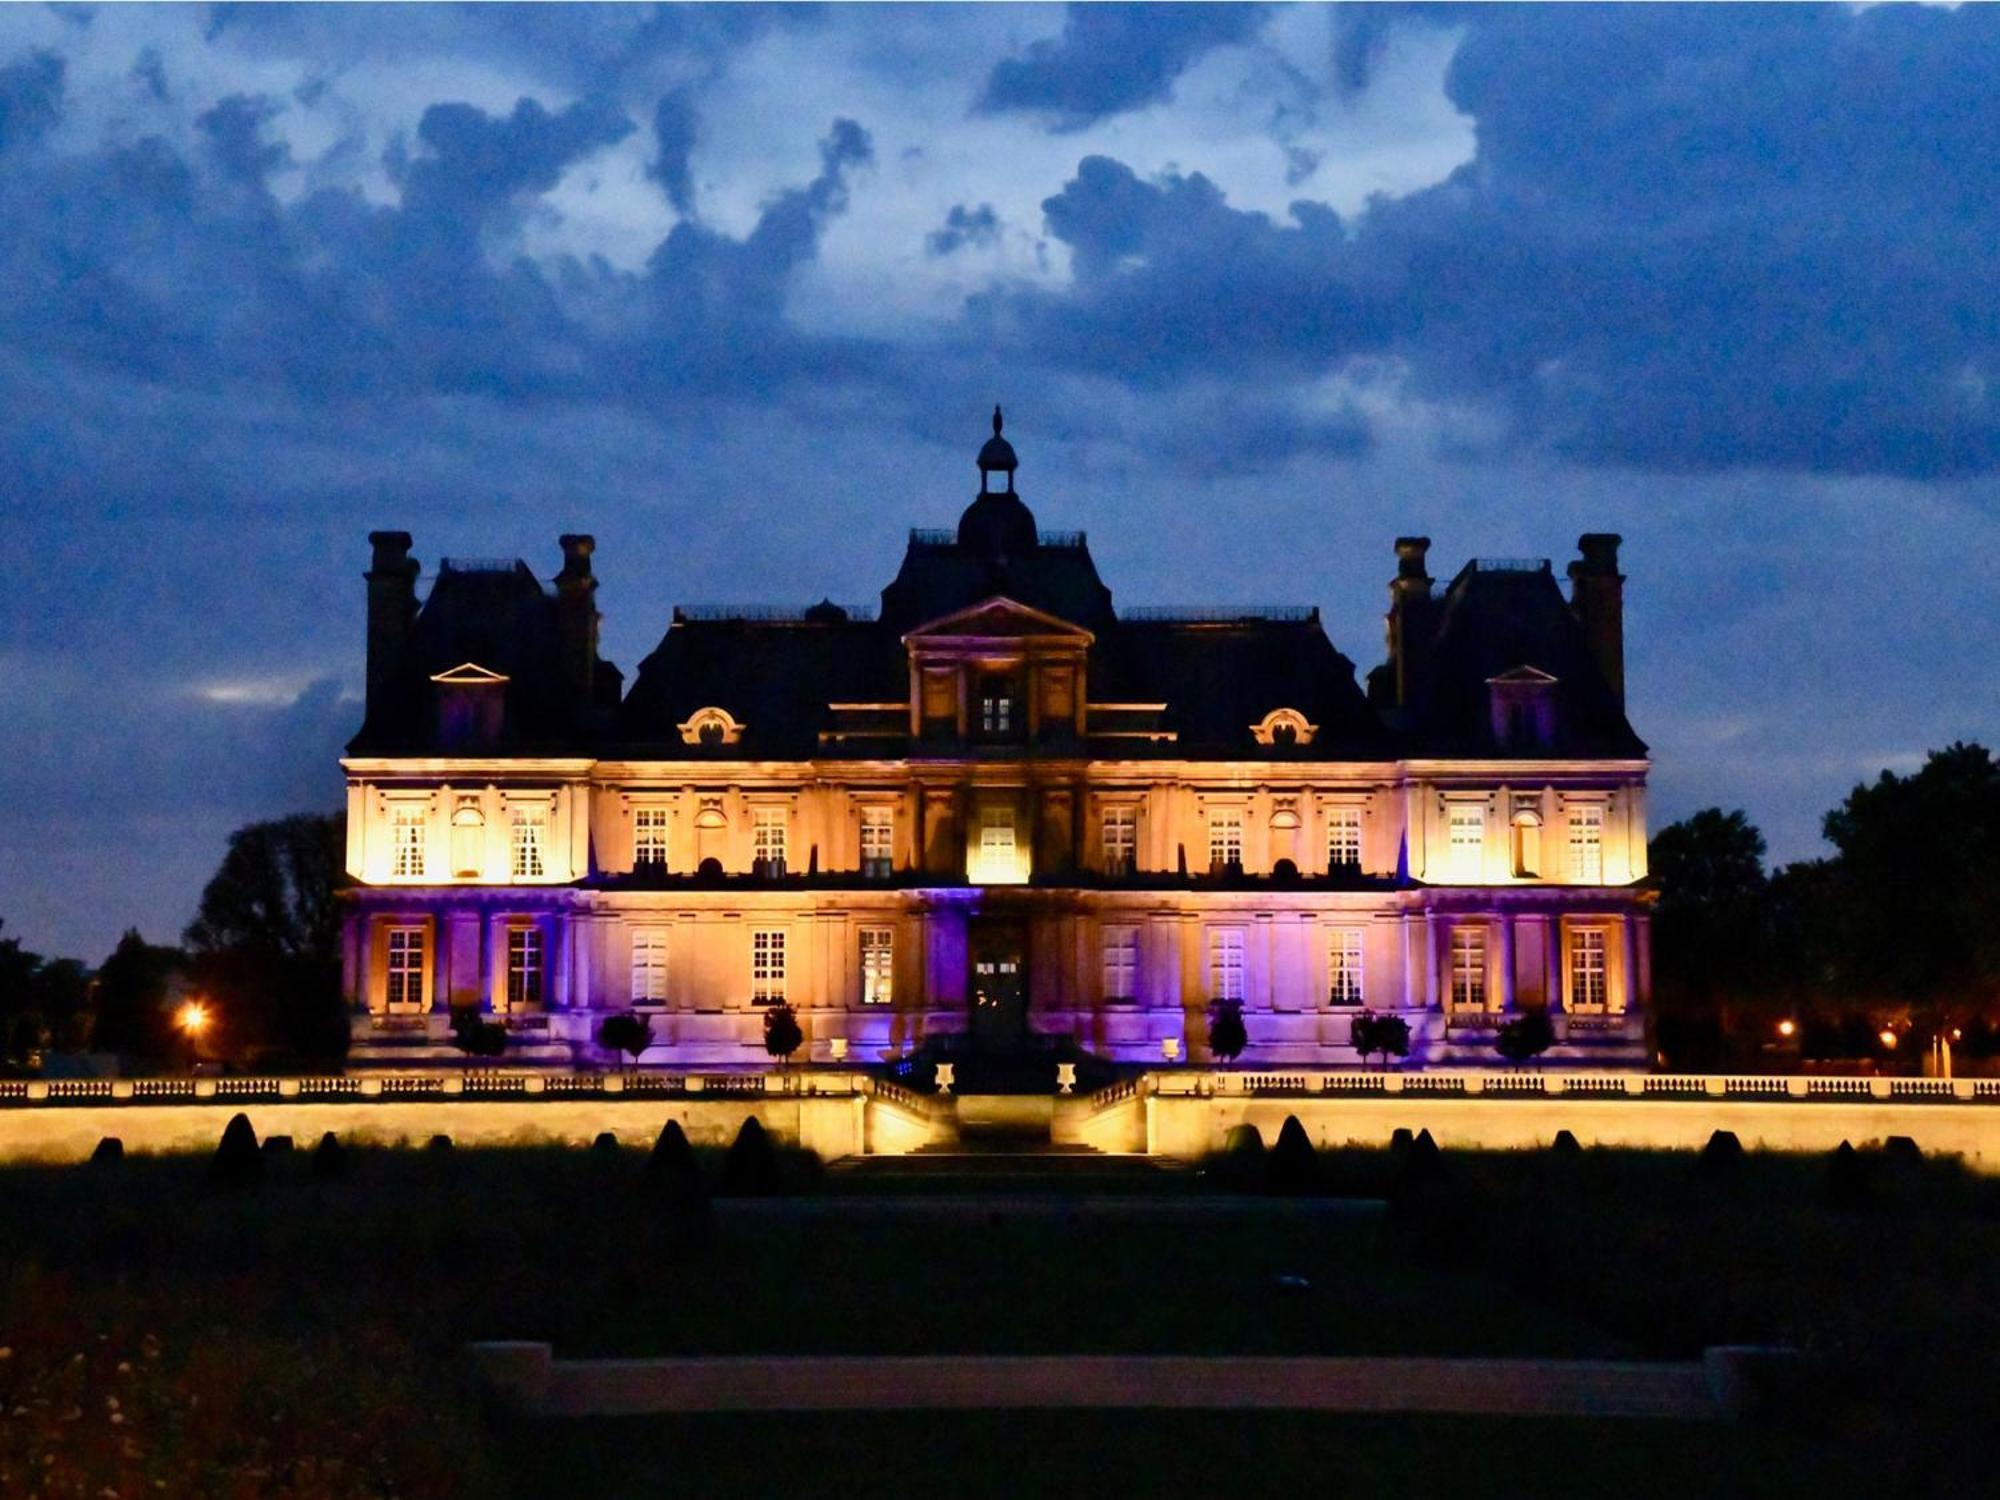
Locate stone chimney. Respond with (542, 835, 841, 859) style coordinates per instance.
(365, 531, 420, 726)
(554, 534, 599, 712)
(1568, 533, 1625, 705)
(1384, 536, 1434, 709)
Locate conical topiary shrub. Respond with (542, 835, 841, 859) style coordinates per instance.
(647, 1120, 702, 1188)
(310, 1131, 346, 1180)
(1214, 1122, 1267, 1193)
(210, 1113, 262, 1187)
(1550, 1129, 1583, 1158)
(1827, 1140, 1871, 1207)
(591, 1131, 620, 1156)
(426, 1134, 453, 1153)
(647, 1119, 713, 1248)
(1697, 1129, 1744, 1173)
(1395, 1127, 1444, 1191)
(89, 1137, 124, 1169)
(720, 1116, 782, 1196)
(1268, 1115, 1319, 1195)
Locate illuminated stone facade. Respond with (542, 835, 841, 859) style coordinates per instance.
(340, 414, 1652, 1068)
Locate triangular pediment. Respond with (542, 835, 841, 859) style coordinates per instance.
(902, 595, 1095, 645)
(1486, 664, 1558, 686)
(430, 661, 509, 685)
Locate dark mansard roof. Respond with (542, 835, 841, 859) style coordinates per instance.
(353, 423, 1642, 763)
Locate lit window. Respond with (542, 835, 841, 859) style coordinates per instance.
(633, 808, 671, 868)
(860, 807, 894, 879)
(970, 803, 1022, 884)
(392, 805, 427, 879)
(450, 799, 484, 879)
(1208, 812, 1244, 872)
(1208, 928, 1245, 1002)
(1570, 927, 1608, 1011)
(506, 926, 543, 1010)
(1102, 806, 1136, 875)
(1450, 927, 1488, 1011)
(631, 928, 668, 1004)
(860, 927, 894, 1005)
(979, 675, 1016, 736)
(753, 807, 788, 875)
(1447, 804, 1485, 880)
(751, 928, 787, 1004)
(1567, 805, 1604, 883)
(1102, 925, 1138, 1002)
(385, 926, 426, 1012)
(1329, 929, 1364, 1006)
(1327, 807, 1362, 869)
(510, 807, 547, 879)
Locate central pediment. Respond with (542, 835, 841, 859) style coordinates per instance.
(901, 594, 1096, 646)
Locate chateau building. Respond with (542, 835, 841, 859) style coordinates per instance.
(340, 413, 1651, 1068)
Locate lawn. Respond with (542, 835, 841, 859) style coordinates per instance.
(0, 1134, 1993, 1495)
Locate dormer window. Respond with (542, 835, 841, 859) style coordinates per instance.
(677, 706, 746, 747)
(1249, 708, 1318, 748)
(1487, 667, 1560, 750)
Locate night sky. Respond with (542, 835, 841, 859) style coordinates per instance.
(1, 3, 1995, 962)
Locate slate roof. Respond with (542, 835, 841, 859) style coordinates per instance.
(1394, 561, 1648, 759)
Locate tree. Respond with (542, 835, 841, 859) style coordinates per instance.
(1207, 998, 1247, 1062)
(1818, 743, 1998, 1024)
(1649, 808, 1775, 1062)
(599, 1012, 654, 1072)
(184, 813, 350, 1065)
(761, 1003, 803, 1069)
(1495, 1008, 1556, 1067)
(449, 1007, 508, 1063)
(91, 929, 187, 1060)
(0, 921, 91, 1067)
(1350, 1009, 1410, 1069)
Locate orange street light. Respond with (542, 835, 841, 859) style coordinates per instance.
(1777, 1019, 1797, 1039)
(176, 1000, 210, 1039)
(1879, 1028, 1899, 1050)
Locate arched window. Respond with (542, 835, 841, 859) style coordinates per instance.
(450, 798, 485, 879)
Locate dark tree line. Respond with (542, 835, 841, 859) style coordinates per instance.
(1651, 742, 1999, 1068)
(0, 812, 350, 1073)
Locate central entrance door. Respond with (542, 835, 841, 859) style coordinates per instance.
(969, 918, 1028, 1051)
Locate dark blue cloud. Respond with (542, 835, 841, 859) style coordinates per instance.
(978, 3, 1267, 130)
(925, 201, 999, 257)
(648, 86, 699, 217)
(0, 50, 60, 152)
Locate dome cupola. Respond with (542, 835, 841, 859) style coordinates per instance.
(958, 405, 1038, 560)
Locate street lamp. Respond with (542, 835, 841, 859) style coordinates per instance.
(1878, 1028, 1898, 1051)
(176, 999, 210, 1071)
(1777, 1019, 1797, 1039)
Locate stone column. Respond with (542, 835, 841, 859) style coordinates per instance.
(1544, 916, 1564, 1013)
(1618, 916, 1639, 1015)
(1495, 914, 1516, 1011)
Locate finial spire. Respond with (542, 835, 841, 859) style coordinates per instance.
(992, 404, 1004, 436)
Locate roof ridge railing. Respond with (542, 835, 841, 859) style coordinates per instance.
(673, 603, 878, 623)
(1469, 557, 1551, 573)
(439, 556, 529, 574)
(905, 528, 1089, 547)
(1120, 604, 1319, 623)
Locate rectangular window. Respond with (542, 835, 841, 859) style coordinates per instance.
(392, 805, 427, 879)
(753, 807, 788, 875)
(1570, 927, 1608, 1011)
(1567, 805, 1605, 883)
(1208, 928, 1245, 1002)
(860, 927, 894, 1005)
(1208, 812, 1244, 872)
(979, 805, 1015, 858)
(506, 925, 543, 1010)
(1102, 806, 1136, 875)
(860, 807, 894, 879)
(1101, 925, 1138, 1002)
(979, 675, 1016, 735)
(630, 928, 669, 1004)
(1450, 926, 1488, 1011)
(751, 928, 787, 1005)
(1327, 806, 1362, 869)
(633, 808, 671, 867)
(510, 807, 547, 879)
(1447, 804, 1485, 880)
(1329, 929, 1365, 1006)
(385, 926, 426, 1012)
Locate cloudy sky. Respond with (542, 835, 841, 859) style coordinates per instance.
(0, 2, 1995, 961)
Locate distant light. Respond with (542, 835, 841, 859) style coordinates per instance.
(1951, 1029, 1964, 1041)
(176, 1001, 210, 1038)
(1879, 1029, 1898, 1050)
(1777, 1019, 1796, 1039)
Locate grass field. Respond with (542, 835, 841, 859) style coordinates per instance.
(0, 1135, 1992, 1495)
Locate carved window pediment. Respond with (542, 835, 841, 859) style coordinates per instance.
(1249, 708, 1318, 747)
(677, 706, 746, 747)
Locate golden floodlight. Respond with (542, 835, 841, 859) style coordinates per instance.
(176, 1000, 211, 1038)
(1878, 1028, 1898, 1050)
(1776, 1019, 1797, 1039)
